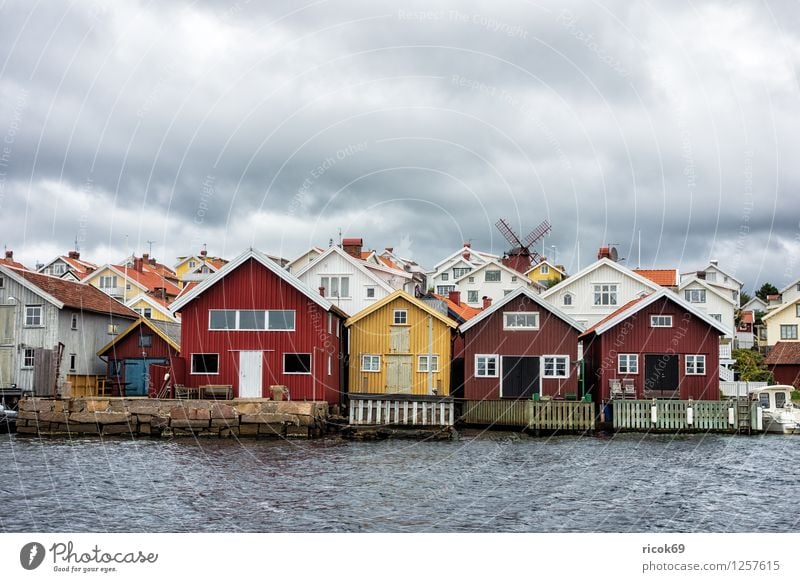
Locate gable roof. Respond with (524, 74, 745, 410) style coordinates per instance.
(541, 258, 660, 299)
(524, 259, 565, 277)
(579, 288, 730, 337)
(429, 292, 482, 323)
(84, 264, 182, 297)
(0, 265, 137, 318)
(459, 286, 584, 333)
(430, 246, 498, 272)
(678, 276, 737, 305)
(453, 259, 532, 285)
(0, 255, 28, 270)
(345, 289, 458, 329)
(124, 293, 179, 322)
(285, 247, 324, 271)
(168, 248, 346, 317)
(764, 342, 800, 366)
(701, 263, 744, 286)
(761, 296, 800, 321)
(779, 278, 800, 295)
(38, 254, 97, 276)
(633, 269, 678, 287)
(294, 245, 397, 291)
(97, 317, 181, 356)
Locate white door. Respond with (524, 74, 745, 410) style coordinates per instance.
(238, 351, 263, 398)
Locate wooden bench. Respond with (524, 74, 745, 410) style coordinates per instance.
(175, 385, 201, 399)
(200, 385, 233, 400)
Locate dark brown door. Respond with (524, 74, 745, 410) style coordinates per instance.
(501, 356, 540, 399)
(644, 354, 679, 397)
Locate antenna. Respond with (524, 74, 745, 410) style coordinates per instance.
(146, 240, 156, 256)
(338, 228, 342, 247)
(638, 230, 641, 268)
(74, 235, 79, 252)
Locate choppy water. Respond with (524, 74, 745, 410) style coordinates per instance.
(1, 431, 798, 532)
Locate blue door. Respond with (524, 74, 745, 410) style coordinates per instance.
(124, 359, 167, 396)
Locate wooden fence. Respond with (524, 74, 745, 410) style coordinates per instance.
(349, 396, 455, 426)
(612, 399, 761, 433)
(462, 400, 595, 432)
(719, 381, 768, 397)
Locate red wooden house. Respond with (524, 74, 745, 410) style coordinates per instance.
(764, 342, 800, 388)
(581, 289, 727, 402)
(168, 249, 347, 403)
(459, 287, 584, 400)
(97, 318, 181, 397)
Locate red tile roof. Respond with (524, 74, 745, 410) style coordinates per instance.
(765, 342, 800, 366)
(11, 270, 137, 318)
(432, 293, 482, 322)
(633, 269, 677, 286)
(581, 296, 649, 336)
(113, 264, 182, 297)
(62, 255, 97, 275)
(0, 257, 28, 270)
(175, 281, 199, 300)
(741, 310, 754, 324)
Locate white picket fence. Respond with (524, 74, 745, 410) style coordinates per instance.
(719, 381, 768, 397)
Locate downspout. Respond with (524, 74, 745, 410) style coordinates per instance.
(427, 314, 433, 395)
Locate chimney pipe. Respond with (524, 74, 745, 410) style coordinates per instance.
(482, 296, 492, 309)
(4, 250, 12, 260)
(448, 290, 461, 305)
(200, 248, 208, 257)
(342, 237, 363, 258)
(319, 286, 326, 297)
(134, 257, 144, 272)
(68, 250, 80, 259)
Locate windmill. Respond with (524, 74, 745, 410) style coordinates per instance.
(495, 218, 552, 273)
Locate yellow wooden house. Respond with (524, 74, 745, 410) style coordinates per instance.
(345, 290, 457, 396)
(125, 293, 179, 323)
(525, 259, 566, 287)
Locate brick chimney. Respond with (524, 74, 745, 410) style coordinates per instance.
(342, 238, 363, 258)
(597, 246, 611, 260)
(200, 248, 207, 257)
(319, 286, 326, 297)
(482, 296, 492, 309)
(4, 250, 13, 260)
(154, 287, 166, 300)
(68, 250, 80, 259)
(133, 257, 144, 272)
(385, 247, 393, 253)
(448, 290, 461, 305)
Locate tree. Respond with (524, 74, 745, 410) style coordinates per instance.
(756, 283, 778, 301)
(739, 291, 752, 307)
(732, 348, 774, 383)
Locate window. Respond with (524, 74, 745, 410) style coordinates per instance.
(593, 284, 618, 306)
(618, 354, 638, 374)
(543, 356, 569, 378)
(467, 290, 479, 303)
(468, 276, 475, 283)
(709, 313, 722, 322)
(99, 275, 117, 289)
(393, 309, 408, 325)
(284, 353, 311, 374)
(436, 285, 455, 295)
(780, 325, 798, 340)
(563, 293, 573, 306)
(69, 353, 77, 372)
(191, 353, 219, 374)
(143, 308, 152, 319)
(650, 315, 673, 328)
(366, 287, 376, 299)
(327, 355, 332, 376)
(134, 308, 142, 315)
(685, 355, 706, 375)
(188, 260, 196, 269)
(0, 276, 4, 288)
(25, 305, 42, 326)
(107, 323, 119, 335)
(22, 348, 34, 368)
(541, 264, 549, 274)
(453, 267, 470, 278)
(485, 270, 501, 282)
(775, 391, 787, 408)
(53, 263, 66, 275)
(138, 334, 153, 348)
(684, 289, 706, 303)
(758, 393, 770, 408)
(109, 360, 122, 378)
(70, 313, 78, 330)
(503, 289, 513, 296)
(706, 272, 716, 282)
(327, 313, 332, 334)
(208, 310, 295, 331)
(440, 273, 449, 281)
(503, 312, 539, 330)
(361, 354, 381, 372)
(320, 276, 350, 298)
(475, 355, 498, 377)
(418, 355, 439, 372)
(511, 276, 517, 282)
(796, 304, 800, 317)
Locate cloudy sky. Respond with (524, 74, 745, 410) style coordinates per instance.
(0, 0, 798, 292)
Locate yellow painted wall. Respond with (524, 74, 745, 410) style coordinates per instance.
(85, 266, 141, 303)
(174, 257, 202, 285)
(765, 299, 800, 346)
(527, 263, 563, 286)
(348, 296, 453, 396)
(128, 298, 174, 322)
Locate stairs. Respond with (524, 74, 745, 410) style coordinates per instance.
(736, 397, 751, 434)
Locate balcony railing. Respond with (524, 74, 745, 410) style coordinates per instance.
(99, 286, 125, 298)
(719, 343, 732, 360)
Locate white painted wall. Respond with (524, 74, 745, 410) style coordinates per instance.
(456, 265, 531, 307)
(678, 282, 735, 338)
(765, 298, 800, 346)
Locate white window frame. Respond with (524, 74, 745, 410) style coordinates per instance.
(475, 354, 499, 378)
(327, 354, 332, 376)
(452, 267, 470, 279)
(436, 285, 455, 295)
(684, 288, 706, 303)
(208, 309, 296, 331)
(69, 353, 77, 372)
(503, 312, 539, 330)
(541, 264, 549, 274)
(440, 272, 449, 281)
(0, 276, 4, 288)
(542, 355, 569, 378)
(485, 270, 501, 282)
(650, 315, 673, 328)
(99, 275, 117, 289)
(467, 290, 479, 303)
(393, 309, 408, 325)
(107, 322, 119, 335)
(188, 260, 196, 269)
(468, 276, 475, 283)
(361, 354, 381, 372)
(563, 293, 573, 306)
(191, 353, 220, 375)
(320, 275, 351, 299)
(283, 353, 312, 375)
(22, 348, 34, 369)
(24, 305, 43, 327)
(365, 286, 376, 299)
(618, 354, 639, 374)
(593, 283, 618, 306)
(685, 354, 706, 376)
(709, 313, 722, 322)
(796, 304, 800, 317)
(143, 308, 152, 319)
(70, 313, 78, 330)
(418, 355, 439, 372)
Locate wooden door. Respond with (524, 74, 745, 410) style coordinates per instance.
(386, 355, 412, 393)
(238, 351, 263, 398)
(644, 354, 679, 397)
(501, 356, 540, 399)
(389, 326, 410, 353)
(0, 305, 15, 345)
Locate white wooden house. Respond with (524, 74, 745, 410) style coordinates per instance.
(427, 244, 499, 296)
(677, 277, 736, 338)
(779, 278, 800, 306)
(0, 265, 137, 395)
(540, 258, 660, 328)
(762, 297, 800, 347)
(37, 251, 97, 282)
(680, 261, 743, 304)
(741, 296, 768, 313)
(285, 247, 324, 274)
(454, 260, 538, 307)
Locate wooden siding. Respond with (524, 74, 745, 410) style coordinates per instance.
(177, 258, 343, 403)
(456, 263, 531, 307)
(462, 295, 580, 400)
(584, 296, 722, 402)
(462, 400, 594, 431)
(100, 321, 178, 360)
(348, 296, 453, 396)
(771, 365, 800, 388)
(679, 281, 735, 337)
(127, 298, 174, 322)
(765, 299, 800, 346)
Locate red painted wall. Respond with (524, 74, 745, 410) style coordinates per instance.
(461, 296, 580, 399)
(583, 296, 722, 402)
(771, 365, 800, 388)
(100, 321, 178, 360)
(176, 258, 343, 403)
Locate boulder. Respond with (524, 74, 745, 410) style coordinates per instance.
(70, 412, 130, 425)
(210, 404, 236, 419)
(85, 400, 111, 413)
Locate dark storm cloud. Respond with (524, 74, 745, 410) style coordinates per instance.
(0, 0, 797, 291)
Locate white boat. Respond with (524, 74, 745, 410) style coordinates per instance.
(751, 385, 800, 434)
